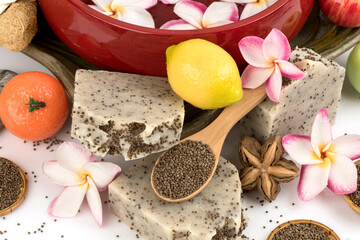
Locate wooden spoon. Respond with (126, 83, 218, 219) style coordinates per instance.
(151, 85, 267, 202)
(267, 219, 340, 240)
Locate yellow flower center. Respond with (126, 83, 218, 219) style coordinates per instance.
(76, 169, 93, 185)
(111, 4, 125, 15)
(254, 0, 266, 6)
(312, 143, 335, 169)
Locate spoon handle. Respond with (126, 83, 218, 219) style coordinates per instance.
(191, 85, 267, 147)
(220, 84, 267, 132)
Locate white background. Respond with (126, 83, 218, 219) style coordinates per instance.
(0, 46, 359, 240)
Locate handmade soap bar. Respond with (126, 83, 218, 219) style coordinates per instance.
(239, 48, 345, 143)
(109, 154, 247, 240)
(71, 70, 184, 160)
(0, 70, 17, 130)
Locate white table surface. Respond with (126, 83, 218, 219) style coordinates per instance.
(0, 46, 359, 240)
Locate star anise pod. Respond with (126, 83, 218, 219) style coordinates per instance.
(238, 135, 299, 201)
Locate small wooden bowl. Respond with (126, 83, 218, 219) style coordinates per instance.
(343, 160, 360, 214)
(267, 219, 340, 240)
(0, 158, 28, 217)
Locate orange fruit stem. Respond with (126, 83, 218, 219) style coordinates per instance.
(25, 97, 46, 113)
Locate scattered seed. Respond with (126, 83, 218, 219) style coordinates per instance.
(32, 137, 64, 152)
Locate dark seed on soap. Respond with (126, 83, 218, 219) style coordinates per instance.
(0, 158, 24, 210)
(272, 223, 331, 240)
(152, 140, 215, 200)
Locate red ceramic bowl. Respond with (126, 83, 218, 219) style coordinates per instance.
(38, 0, 314, 77)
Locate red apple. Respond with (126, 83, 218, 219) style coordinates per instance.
(319, 0, 360, 27)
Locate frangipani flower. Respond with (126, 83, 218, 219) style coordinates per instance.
(238, 28, 305, 103)
(160, 0, 254, 5)
(160, 0, 178, 4)
(0, 0, 16, 15)
(42, 142, 121, 226)
(240, 0, 278, 20)
(159, 0, 277, 20)
(282, 108, 360, 201)
(160, 0, 238, 30)
(89, 0, 157, 28)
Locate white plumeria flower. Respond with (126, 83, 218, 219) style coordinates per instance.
(282, 108, 360, 201)
(160, 0, 255, 5)
(160, 0, 239, 30)
(240, 0, 278, 20)
(42, 142, 121, 226)
(160, 0, 178, 4)
(0, 0, 16, 15)
(89, 0, 157, 28)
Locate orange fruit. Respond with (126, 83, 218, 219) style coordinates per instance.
(0, 71, 69, 141)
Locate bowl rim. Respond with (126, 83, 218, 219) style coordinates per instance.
(0, 158, 28, 217)
(67, 0, 292, 35)
(266, 219, 340, 240)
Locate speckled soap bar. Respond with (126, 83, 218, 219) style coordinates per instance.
(109, 154, 247, 240)
(71, 70, 184, 160)
(239, 48, 345, 143)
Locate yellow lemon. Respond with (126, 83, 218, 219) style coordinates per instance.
(166, 39, 243, 110)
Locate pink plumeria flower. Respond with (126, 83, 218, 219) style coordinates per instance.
(160, 0, 254, 5)
(160, 0, 238, 30)
(160, 0, 178, 4)
(238, 28, 305, 103)
(89, 0, 157, 28)
(240, 0, 278, 20)
(283, 108, 360, 201)
(42, 142, 121, 226)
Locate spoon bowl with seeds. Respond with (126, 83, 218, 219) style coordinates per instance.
(151, 85, 267, 202)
